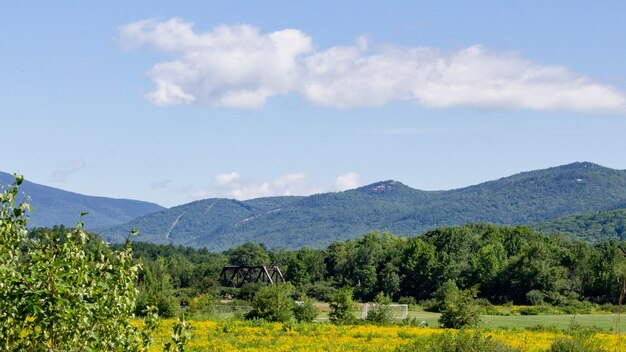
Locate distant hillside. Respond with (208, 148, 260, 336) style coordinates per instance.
(532, 208, 626, 243)
(0, 172, 164, 229)
(99, 162, 626, 251)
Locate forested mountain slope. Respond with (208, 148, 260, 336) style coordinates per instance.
(0, 172, 164, 229)
(532, 208, 626, 243)
(100, 162, 626, 250)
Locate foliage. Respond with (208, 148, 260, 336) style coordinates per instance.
(329, 286, 357, 325)
(0, 176, 156, 351)
(366, 292, 394, 325)
(438, 281, 482, 329)
(549, 334, 609, 352)
(226, 241, 270, 266)
(136, 257, 180, 318)
(293, 294, 320, 323)
(95, 221, 626, 312)
(163, 318, 192, 352)
(245, 283, 296, 323)
(533, 208, 626, 244)
(396, 331, 521, 352)
(186, 293, 215, 319)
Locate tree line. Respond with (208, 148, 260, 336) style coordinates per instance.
(101, 223, 626, 318)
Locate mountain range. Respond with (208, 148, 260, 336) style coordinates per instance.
(4, 162, 626, 251)
(96, 162, 626, 251)
(0, 172, 164, 229)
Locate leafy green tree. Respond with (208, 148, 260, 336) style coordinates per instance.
(438, 281, 481, 329)
(366, 292, 393, 325)
(228, 242, 270, 266)
(136, 257, 180, 318)
(400, 237, 436, 300)
(329, 286, 357, 325)
(0, 176, 158, 351)
(245, 283, 295, 323)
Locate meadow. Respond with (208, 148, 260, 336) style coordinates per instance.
(405, 309, 626, 331)
(148, 319, 626, 352)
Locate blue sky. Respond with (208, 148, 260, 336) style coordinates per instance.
(2, 1, 626, 207)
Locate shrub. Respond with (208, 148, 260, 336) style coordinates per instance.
(0, 176, 159, 350)
(438, 282, 481, 329)
(366, 292, 394, 325)
(398, 296, 417, 306)
(396, 331, 521, 352)
(293, 294, 320, 323)
(549, 335, 608, 352)
(187, 293, 215, 319)
(236, 282, 263, 302)
(518, 304, 558, 315)
(135, 257, 181, 318)
(245, 283, 295, 323)
(329, 286, 357, 325)
(527, 290, 546, 305)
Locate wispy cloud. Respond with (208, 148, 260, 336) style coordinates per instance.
(335, 172, 361, 191)
(150, 179, 172, 189)
(213, 172, 240, 187)
(205, 172, 323, 200)
(118, 18, 626, 114)
(49, 159, 87, 182)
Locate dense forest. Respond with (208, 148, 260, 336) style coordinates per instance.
(532, 208, 626, 243)
(87, 223, 626, 317)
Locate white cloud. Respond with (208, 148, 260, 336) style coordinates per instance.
(219, 172, 323, 200)
(213, 172, 240, 187)
(118, 18, 626, 114)
(188, 172, 329, 200)
(118, 18, 312, 109)
(49, 159, 87, 182)
(335, 172, 361, 191)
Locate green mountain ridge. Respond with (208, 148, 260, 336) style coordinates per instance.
(0, 172, 164, 229)
(532, 208, 626, 243)
(99, 162, 626, 251)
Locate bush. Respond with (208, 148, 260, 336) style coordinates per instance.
(517, 304, 558, 315)
(438, 282, 481, 329)
(245, 283, 295, 323)
(329, 286, 357, 325)
(527, 290, 546, 305)
(430, 281, 459, 312)
(395, 331, 521, 352)
(0, 176, 161, 350)
(187, 293, 215, 319)
(293, 294, 320, 323)
(398, 296, 417, 306)
(366, 292, 393, 325)
(135, 257, 181, 318)
(236, 282, 263, 302)
(549, 336, 608, 352)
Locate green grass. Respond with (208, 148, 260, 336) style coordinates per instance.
(407, 309, 626, 331)
(482, 313, 626, 331)
(212, 304, 626, 331)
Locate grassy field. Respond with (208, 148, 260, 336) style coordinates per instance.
(405, 309, 626, 331)
(213, 304, 626, 331)
(213, 303, 626, 330)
